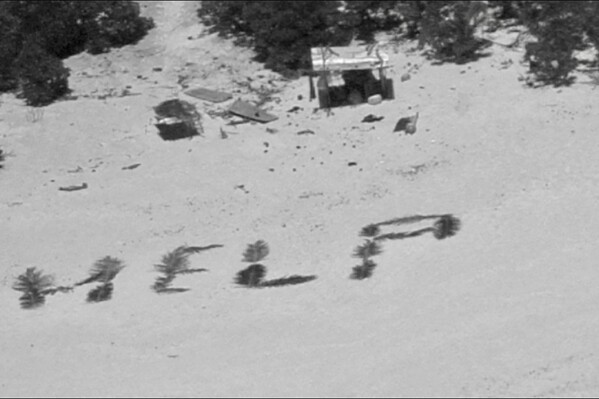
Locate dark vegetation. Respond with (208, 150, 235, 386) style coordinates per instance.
(0, 1, 154, 106)
(198, 1, 599, 86)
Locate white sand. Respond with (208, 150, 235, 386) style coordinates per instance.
(2, 2, 599, 397)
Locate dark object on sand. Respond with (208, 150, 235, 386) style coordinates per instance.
(287, 106, 302, 113)
(433, 214, 461, 239)
(362, 114, 384, 123)
(235, 264, 267, 287)
(393, 113, 419, 134)
(59, 183, 88, 192)
(122, 163, 141, 170)
(184, 87, 232, 103)
(297, 129, 315, 135)
(154, 99, 203, 141)
(228, 99, 278, 123)
(260, 275, 317, 287)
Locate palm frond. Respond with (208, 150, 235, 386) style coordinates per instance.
(42, 286, 74, 295)
(374, 228, 433, 241)
(360, 224, 380, 237)
(182, 244, 224, 254)
(154, 247, 190, 275)
(235, 264, 267, 287)
(13, 267, 55, 309)
(87, 283, 114, 303)
(13, 267, 54, 294)
(153, 245, 216, 293)
(242, 240, 269, 263)
(175, 268, 208, 275)
(260, 275, 317, 288)
(433, 214, 461, 239)
(76, 256, 125, 286)
(18, 292, 46, 309)
(152, 274, 176, 292)
(350, 259, 377, 280)
(375, 214, 442, 227)
(352, 240, 383, 259)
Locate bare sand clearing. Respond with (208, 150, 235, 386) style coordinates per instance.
(2, 1, 599, 397)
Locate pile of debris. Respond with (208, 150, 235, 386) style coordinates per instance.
(154, 99, 203, 141)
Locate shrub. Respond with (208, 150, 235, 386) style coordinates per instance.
(84, 1, 155, 55)
(198, 1, 353, 74)
(520, 1, 594, 86)
(13, 38, 70, 106)
(418, 1, 489, 63)
(0, 1, 154, 105)
(0, 5, 22, 91)
(344, 1, 403, 42)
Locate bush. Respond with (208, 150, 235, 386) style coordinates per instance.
(0, 5, 22, 91)
(418, 1, 489, 63)
(84, 1, 155, 55)
(14, 38, 70, 106)
(344, 1, 403, 42)
(198, 1, 353, 74)
(0, 1, 154, 104)
(520, 1, 595, 86)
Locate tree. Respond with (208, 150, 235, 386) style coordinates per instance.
(14, 37, 70, 106)
(198, 1, 353, 74)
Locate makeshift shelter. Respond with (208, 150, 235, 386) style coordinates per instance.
(153, 99, 203, 141)
(310, 44, 394, 109)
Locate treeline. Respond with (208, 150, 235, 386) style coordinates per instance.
(198, 1, 599, 85)
(0, 1, 154, 106)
